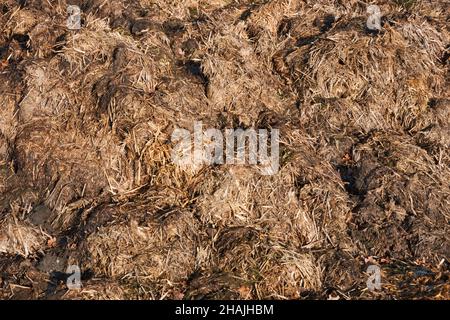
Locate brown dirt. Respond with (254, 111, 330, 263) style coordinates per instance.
(0, 0, 448, 300)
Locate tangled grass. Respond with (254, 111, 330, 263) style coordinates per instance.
(0, 0, 448, 299)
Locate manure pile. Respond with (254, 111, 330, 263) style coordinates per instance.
(0, 0, 448, 299)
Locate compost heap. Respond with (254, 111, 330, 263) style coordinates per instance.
(0, 0, 448, 299)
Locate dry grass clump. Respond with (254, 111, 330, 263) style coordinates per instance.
(192, 151, 357, 297)
(84, 209, 198, 290)
(0, 215, 47, 258)
(289, 19, 445, 132)
(0, 0, 448, 299)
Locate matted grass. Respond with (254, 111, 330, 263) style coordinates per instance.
(0, 0, 448, 299)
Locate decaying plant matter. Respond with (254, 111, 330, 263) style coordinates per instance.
(0, 0, 448, 299)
